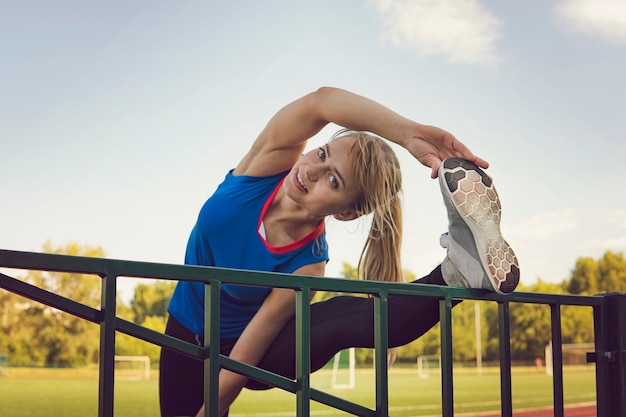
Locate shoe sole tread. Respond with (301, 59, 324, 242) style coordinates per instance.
(441, 158, 520, 293)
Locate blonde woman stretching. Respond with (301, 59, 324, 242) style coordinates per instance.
(159, 87, 520, 417)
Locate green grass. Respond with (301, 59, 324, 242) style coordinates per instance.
(0, 366, 596, 417)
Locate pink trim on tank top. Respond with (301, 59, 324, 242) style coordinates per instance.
(257, 176, 325, 254)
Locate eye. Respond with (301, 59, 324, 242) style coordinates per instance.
(329, 174, 338, 188)
(317, 147, 326, 161)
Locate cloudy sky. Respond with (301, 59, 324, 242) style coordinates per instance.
(2, 0, 625, 301)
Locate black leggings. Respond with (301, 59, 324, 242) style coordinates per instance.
(159, 265, 451, 416)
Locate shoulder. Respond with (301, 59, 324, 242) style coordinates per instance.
(233, 143, 302, 178)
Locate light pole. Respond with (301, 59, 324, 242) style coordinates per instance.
(475, 302, 483, 375)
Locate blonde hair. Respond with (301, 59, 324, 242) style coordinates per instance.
(331, 130, 404, 283)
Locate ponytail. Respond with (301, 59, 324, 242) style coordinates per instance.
(359, 194, 403, 283)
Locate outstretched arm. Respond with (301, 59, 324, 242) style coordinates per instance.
(235, 86, 488, 179)
(193, 262, 325, 417)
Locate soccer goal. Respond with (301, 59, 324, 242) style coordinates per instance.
(544, 342, 594, 376)
(330, 348, 356, 389)
(114, 355, 150, 380)
(417, 355, 441, 379)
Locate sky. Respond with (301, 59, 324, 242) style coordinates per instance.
(2, 0, 625, 303)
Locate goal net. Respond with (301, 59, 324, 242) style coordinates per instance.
(330, 348, 356, 389)
(417, 355, 441, 379)
(544, 342, 594, 376)
(114, 355, 150, 380)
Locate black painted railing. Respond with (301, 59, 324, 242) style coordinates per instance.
(0, 249, 624, 417)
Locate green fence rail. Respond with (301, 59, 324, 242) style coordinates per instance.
(0, 249, 624, 417)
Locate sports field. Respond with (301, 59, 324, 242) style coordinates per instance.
(0, 366, 596, 416)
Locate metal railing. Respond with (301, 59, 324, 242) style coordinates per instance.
(0, 249, 624, 417)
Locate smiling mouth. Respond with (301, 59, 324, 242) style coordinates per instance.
(296, 170, 308, 192)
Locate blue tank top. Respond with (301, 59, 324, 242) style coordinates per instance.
(168, 170, 329, 338)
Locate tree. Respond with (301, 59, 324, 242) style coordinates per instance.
(597, 251, 626, 293)
(116, 315, 167, 363)
(39, 241, 104, 307)
(0, 289, 22, 359)
(568, 251, 626, 295)
(484, 278, 595, 362)
(561, 304, 594, 345)
(567, 257, 598, 295)
(130, 281, 176, 324)
(116, 280, 175, 364)
(0, 242, 105, 366)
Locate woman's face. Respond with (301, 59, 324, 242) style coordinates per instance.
(284, 135, 362, 220)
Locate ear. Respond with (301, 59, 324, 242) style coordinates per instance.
(333, 210, 360, 221)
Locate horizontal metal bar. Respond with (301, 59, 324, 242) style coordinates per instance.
(220, 356, 298, 392)
(309, 388, 376, 417)
(0, 271, 102, 323)
(587, 350, 626, 363)
(1, 249, 110, 276)
(0, 249, 603, 307)
(115, 318, 204, 359)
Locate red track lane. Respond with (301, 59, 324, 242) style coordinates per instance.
(466, 403, 596, 417)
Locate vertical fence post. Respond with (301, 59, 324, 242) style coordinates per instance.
(440, 297, 454, 417)
(296, 286, 311, 417)
(98, 270, 117, 417)
(374, 291, 389, 417)
(204, 281, 221, 417)
(497, 300, 512, 417)
(550, 304, 564, 417)
(594, 293, 626, 417)
(592, 303, 608, 417)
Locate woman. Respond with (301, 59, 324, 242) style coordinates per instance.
(159, 87, 520, 417)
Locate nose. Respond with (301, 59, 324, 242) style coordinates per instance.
(304, 164, 322, 182)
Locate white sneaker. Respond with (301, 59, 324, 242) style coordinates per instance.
(438, 158, 520, 294)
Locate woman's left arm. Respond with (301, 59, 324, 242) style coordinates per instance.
(236, 87, 488, 179)
(194, 261, 325, 417)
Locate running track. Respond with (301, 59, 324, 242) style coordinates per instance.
(469, 403, 596, 417)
